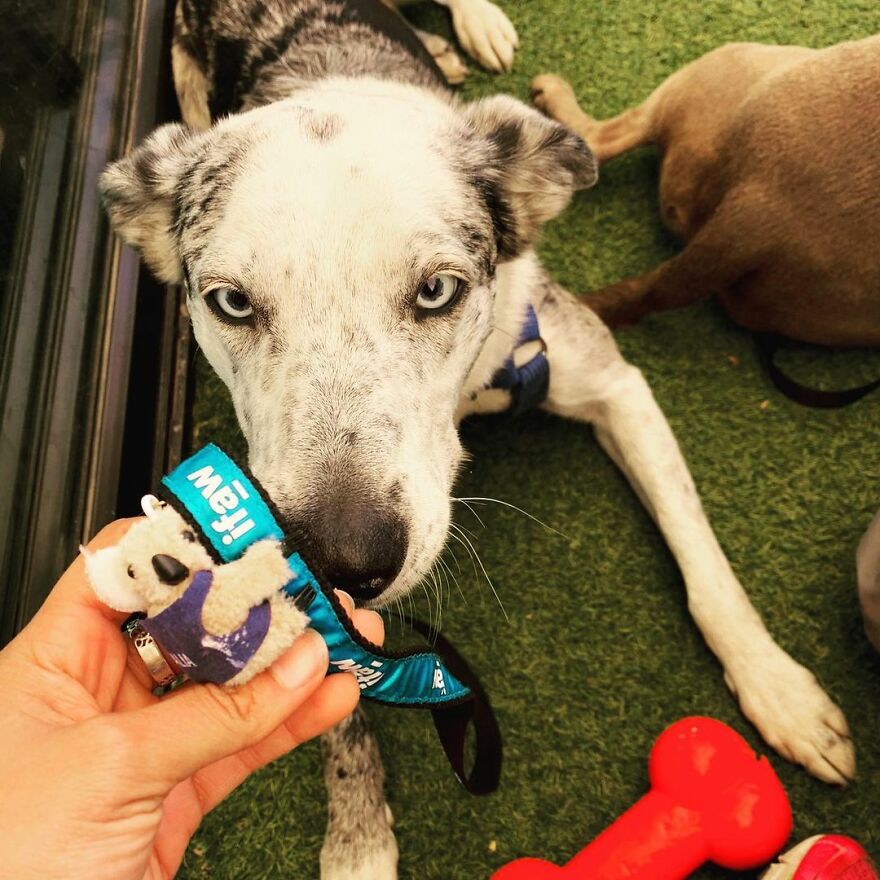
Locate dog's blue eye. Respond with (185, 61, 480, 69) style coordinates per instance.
(210, 287, 254, 323)
(416, 274, 461, 311)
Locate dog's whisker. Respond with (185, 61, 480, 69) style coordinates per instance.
(392, 594, 405, 631)
(448, 525, 477, 571)
(454, 498, 487, 528)
(424, 570, 438, 631)
(406, 590, 417, 631)
(455, 496, 568, 539)
(433, 566, 444, 630)
(419, 579, 433, 631)
(427, 569, 437, 630)
(426, 566, 443, 632)
(420, 571, 434, 626)
(449, 523, 508, 622)
(448, 532, 479, 589)
(453, 520, 480, 540)
(436, 559, 451, 606)
(441, 539, 466, 579)
(438, 554, 466, 604)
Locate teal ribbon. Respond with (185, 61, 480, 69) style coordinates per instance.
(161, 444, 471, 706)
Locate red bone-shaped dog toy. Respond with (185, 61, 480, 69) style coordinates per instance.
(494, 717, 792, 880)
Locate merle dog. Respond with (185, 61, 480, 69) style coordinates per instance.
(100, 1, 854, 876)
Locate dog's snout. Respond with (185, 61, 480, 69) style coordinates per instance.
(293, 496, 407, 602)
(151, 554, 190, 585)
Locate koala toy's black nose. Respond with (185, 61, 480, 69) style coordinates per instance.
(289, 494, 407, 604)
(151, 554, 190, 585)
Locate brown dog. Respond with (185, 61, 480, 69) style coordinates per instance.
(531, 37, 880, 346)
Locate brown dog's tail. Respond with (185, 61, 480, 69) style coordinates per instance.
(578, 105, 654, 164)
(532, 74, 656, 164)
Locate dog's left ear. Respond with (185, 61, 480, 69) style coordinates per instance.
(464, 95, 597, 260)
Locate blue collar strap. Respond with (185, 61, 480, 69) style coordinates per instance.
(158, 444, 501, 794)
(490, 304, 550, 417)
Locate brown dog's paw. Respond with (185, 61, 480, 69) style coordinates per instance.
(530, 74, 579, 120)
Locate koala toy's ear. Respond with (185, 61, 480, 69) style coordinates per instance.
(99, 122, 202, 285)
(464, 94, 598, 260)
(82, 545, 146, 613)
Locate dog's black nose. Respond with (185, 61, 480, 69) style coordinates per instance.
(290, 496, 407, 602)
(151, 554, 189, 585)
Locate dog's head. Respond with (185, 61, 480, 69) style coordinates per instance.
(101, 79, 596, 606)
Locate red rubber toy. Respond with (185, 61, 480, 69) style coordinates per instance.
(763, 835, 878, 880)
(493, 717, 792, 880)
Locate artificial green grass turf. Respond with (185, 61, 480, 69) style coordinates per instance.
(183, 1, 880, 876)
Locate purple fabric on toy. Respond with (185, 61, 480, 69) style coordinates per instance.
(140, 570, 270, 684)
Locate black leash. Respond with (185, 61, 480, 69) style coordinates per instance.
(407, 617, 503, 796)
(757, 334, 880, 409)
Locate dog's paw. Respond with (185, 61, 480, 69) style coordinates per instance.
(725, 652, 855, 785)
(321, 835, 398, 880)
(416, 29, 468, 84)
(321, 848, 398, 880)
(320, 803, 398, 880)
(449, 0, 518, 72)
(530, 74, 579, 121)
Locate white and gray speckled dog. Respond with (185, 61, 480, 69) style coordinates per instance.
(100, 1, 854, 876)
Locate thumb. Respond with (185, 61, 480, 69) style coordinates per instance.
(119, 629, 329, 785)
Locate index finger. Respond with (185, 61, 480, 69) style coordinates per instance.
(333, 590, 385, 646)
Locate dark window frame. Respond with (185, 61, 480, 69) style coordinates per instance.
(0, 0, 189, 643)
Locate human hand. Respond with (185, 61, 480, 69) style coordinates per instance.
(0, 519, 383, 880)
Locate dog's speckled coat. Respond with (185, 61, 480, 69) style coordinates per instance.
(100, 1, 867, 877)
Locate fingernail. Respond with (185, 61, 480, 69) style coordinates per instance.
(335, 590, 354, 609)
(271, 629, 328, 689)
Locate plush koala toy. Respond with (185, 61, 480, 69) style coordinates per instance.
(83, 496, 309, 686)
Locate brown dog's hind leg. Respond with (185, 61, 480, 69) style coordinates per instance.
(585, 190, 767, 326)
(531, 74, 651, 162)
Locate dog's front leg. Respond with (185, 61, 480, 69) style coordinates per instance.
(320, 706, 398, 880)
(536, 280, 855, 785)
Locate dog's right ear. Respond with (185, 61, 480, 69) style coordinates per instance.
(100, 123, 201, 285)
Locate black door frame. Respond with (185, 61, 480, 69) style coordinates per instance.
(0, 0, 188, 643)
